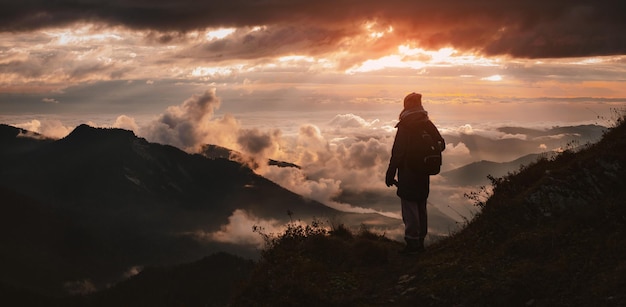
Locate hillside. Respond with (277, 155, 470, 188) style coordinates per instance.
(228, 116, 626, 306)
(0, 124, 348, 297)
(440, 153, 548, 187)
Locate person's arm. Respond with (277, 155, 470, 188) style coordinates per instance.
(386, 124, 407, 186)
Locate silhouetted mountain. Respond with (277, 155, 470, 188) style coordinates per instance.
(0, 124, 341, 297)
(441, 153, 553, 186)
(442, 124, 605, 162)
(0, 124, 53, 164)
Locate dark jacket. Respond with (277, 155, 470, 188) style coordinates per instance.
(387, 112, 445, 201)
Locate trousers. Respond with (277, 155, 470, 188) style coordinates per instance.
(401, 198, 428, 240)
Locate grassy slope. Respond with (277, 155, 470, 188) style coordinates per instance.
(232, 117, 626, 307)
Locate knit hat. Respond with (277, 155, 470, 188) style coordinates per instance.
(398, 92, 428, 121)
(403, 92, 422, 109)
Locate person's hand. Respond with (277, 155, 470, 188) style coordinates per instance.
(385, 168, 397, 187)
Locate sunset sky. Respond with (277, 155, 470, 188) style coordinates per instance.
(1, 0, 625, 229)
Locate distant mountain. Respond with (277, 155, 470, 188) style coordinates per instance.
(200, 143, 301, 169)
(442, 124, 605, 163)
(0, 124, 341, 297)
(0, 124, 53, 164)
(441, 153, 553, 186)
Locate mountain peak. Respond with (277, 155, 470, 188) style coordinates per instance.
(62, 124, 137, 145)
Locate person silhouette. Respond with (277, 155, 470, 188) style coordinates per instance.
(385, 92, 445, 254)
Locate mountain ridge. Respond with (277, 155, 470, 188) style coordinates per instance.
(440, 152, 553, 187)
(0, 123, 343, 297)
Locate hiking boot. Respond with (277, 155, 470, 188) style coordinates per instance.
(399, 238, 425, 255)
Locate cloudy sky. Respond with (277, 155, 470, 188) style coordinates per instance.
(1, 0, 625, 234)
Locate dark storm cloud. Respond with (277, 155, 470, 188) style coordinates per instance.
(0, 48, 124, 81)
(1, 0, 624, 58)
(182, 25, 351, 61)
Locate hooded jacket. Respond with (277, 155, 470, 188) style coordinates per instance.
(388, 111, 445, 201)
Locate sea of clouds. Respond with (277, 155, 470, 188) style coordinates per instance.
(4, 88, 610, 243)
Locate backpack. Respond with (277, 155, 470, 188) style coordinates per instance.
(406, 126, 443, 175)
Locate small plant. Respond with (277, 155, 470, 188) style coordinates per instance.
(252, 215, 328, 254)
(464, 174, 500, 209)
(595, 107, 626, 129)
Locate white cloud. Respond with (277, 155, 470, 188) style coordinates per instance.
(444, 142, 470, 156)
(195, 209, 285, 247)
(261, 166, 341, 204)
(457, 124, 474, 135)
(113, 114, 139, 132)
(140, 88, 243, 152)
(500, 133, 527, 140)
(15, 119, 72, 139)
(260, 165, 400, 219)
(329, 113, 379, 128)
(534, 133, 580, 141)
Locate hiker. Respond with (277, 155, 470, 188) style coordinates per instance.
(385, 92, 445, 254)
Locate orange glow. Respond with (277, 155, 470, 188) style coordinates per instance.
(346, 46, 500, 73)
(0, 22, 623, 103)
(364, 21, 393, 39)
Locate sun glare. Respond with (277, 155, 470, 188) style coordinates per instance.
(346, 55, 426, 73)
(346, 45, 499, 73)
